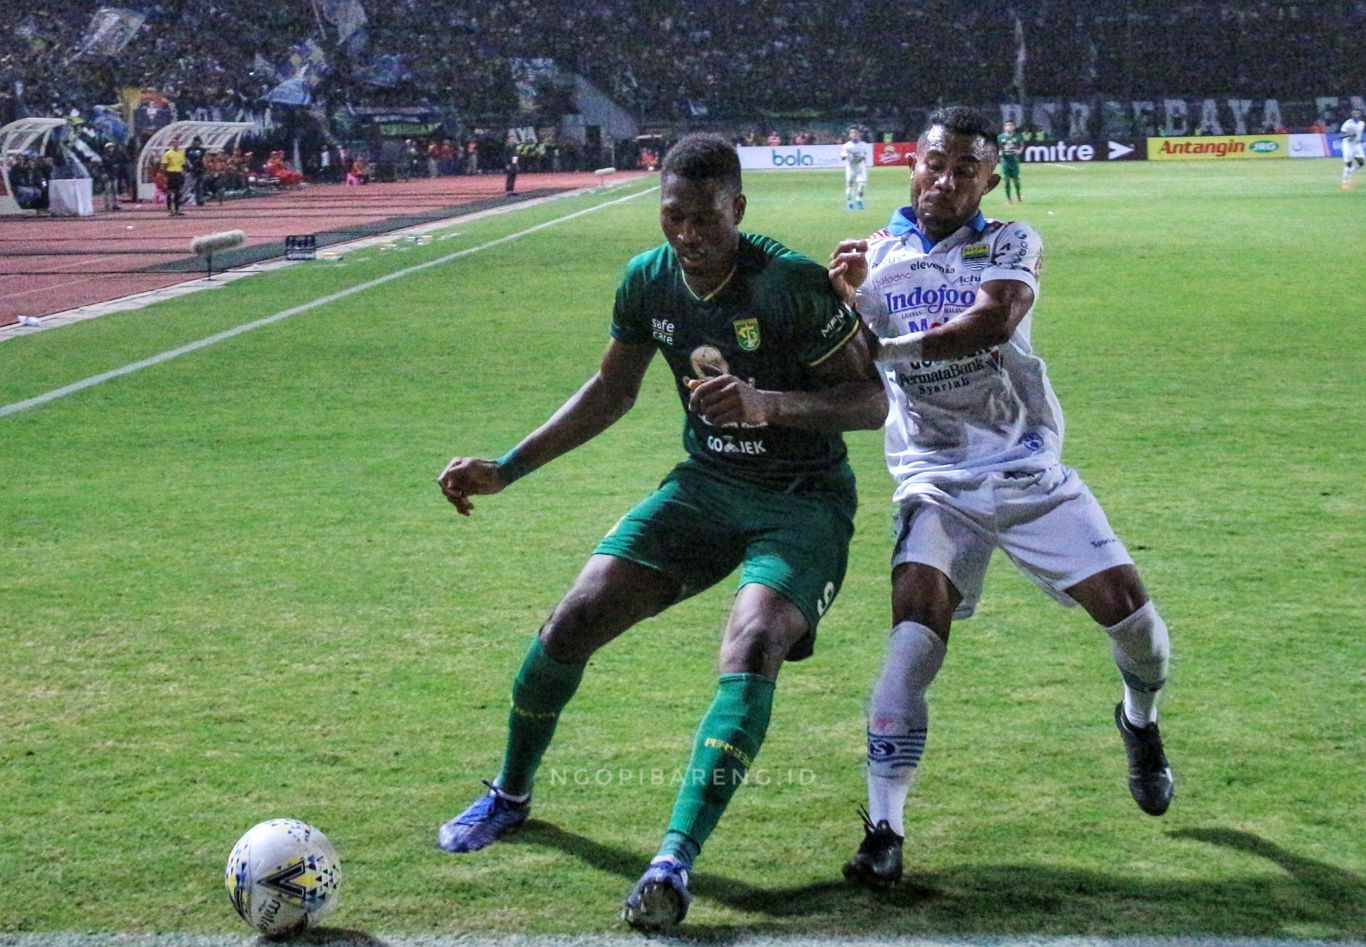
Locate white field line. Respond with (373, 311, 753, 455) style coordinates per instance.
(0, 178, 644, 340)
(0, 934, 1358, 947)
(0, 183, 659, 420)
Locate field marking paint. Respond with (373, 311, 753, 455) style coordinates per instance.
(0, 184, 659, 420)
(0, 178, 645, 341)
(0, 934, 1357, 947)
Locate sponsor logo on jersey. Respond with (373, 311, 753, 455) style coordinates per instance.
(873, 259, 950, 285)
(651, 318, 675, 345)
(816, 308, 850, 339)
(961, 243, 990, 269)
(689, 345, 729, 378)
(883, 284, 977, 316)
(707, 434, 767, 455)
(733, 317, 761, 351)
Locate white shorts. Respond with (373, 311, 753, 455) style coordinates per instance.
(846, 167, 868, 185)
(892, 464, 1134, 619)
(1343, 142, 1365, 162)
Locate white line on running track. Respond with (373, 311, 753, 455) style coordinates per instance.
(0, 184, 659, 420)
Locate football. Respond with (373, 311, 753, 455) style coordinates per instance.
(225, 819, 342, 936)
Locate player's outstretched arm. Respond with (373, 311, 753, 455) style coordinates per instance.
(437, 339, 654, 516)
(874, 278, 1034, 363)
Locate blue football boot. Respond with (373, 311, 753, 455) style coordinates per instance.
(622, 859, 692, 930)
(438, 780, 530, 853)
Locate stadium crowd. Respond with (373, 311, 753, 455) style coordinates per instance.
(1, 0, 1361, 186)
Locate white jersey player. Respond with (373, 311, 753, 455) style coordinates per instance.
(1340, 108, 1364, 188)
(829, 107, 1175, 891)
(841, 127, 871, 210)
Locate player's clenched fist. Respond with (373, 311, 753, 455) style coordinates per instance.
(686, 374, 773, 428)
(437, 456, 505, 516)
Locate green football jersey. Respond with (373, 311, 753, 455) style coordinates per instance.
(611, 233, 861, 489)
(998, 132, 1025, 161)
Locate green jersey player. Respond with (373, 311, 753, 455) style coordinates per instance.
(997, 120, 1025, 202)
(436, 133, 885, 930)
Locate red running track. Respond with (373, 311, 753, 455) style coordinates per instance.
(0, 171, 648, 327)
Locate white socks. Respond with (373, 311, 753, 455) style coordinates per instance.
(1104, 600, 1170, 727)
(866, 621, 946, 836)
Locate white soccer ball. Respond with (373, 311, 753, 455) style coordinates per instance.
(225, 819, 342, 936)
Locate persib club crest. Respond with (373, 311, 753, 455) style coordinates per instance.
(733, 317, 761, 351)
(961, 243, 990, 269)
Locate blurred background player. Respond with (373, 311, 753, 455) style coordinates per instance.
(829, 106, 1175, 890)
(1340, 108, 1364, 188)
(998, 119, 1025, 202)
(436, 133, 884, 930)
(842, 126, 870, 210)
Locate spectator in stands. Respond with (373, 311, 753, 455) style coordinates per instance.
(264, 150, 303, 186)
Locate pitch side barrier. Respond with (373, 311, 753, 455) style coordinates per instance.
(739, 140, 1146, 169)
(1144, 133, 1346, 160)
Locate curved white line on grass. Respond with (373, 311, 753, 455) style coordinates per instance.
(0, 184, 659, 419)
(0, 935, 1357, 947)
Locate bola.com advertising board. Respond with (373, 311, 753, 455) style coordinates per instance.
(738, 144, 850, 170)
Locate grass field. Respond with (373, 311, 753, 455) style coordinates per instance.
(1, 160, 1362, 943)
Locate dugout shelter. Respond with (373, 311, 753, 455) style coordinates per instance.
(136, 121, 254, 201)
(0, 118, 70, 216)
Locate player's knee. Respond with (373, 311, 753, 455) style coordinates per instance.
(1105, 600, 1170, 666)
(868, 620, 946, 726)
(541, 591, 632, 661)
(719, 616, 801, 675)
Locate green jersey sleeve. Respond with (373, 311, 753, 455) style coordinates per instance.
(789, 262, 860, 367)
(609, 259, 651, 344)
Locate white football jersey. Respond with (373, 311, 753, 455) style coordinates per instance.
(1341, 118, 1364, 144)
(855, 207, 1061, 498)
(842, 140, 870, 170)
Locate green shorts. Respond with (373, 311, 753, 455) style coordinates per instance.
(593, 461, 856, 660)
(1000, 156, 1021, 178)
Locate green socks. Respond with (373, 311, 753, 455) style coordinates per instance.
(496, 636, 586, 797)
(659, 672, 776, 867)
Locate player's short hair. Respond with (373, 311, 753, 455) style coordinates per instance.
(922, 107, 999, 155)
(661, 133, 742, 196)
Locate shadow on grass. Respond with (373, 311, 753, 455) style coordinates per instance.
(512, 820, 1363, 941)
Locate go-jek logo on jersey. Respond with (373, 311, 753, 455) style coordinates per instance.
(883, 284, 977, 316)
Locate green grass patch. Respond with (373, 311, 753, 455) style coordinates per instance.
(0, 161, 1361, 939)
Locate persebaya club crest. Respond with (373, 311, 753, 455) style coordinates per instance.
(733, 317, 761, 351)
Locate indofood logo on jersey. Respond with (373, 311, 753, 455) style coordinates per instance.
(883, 284, 977, 316)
